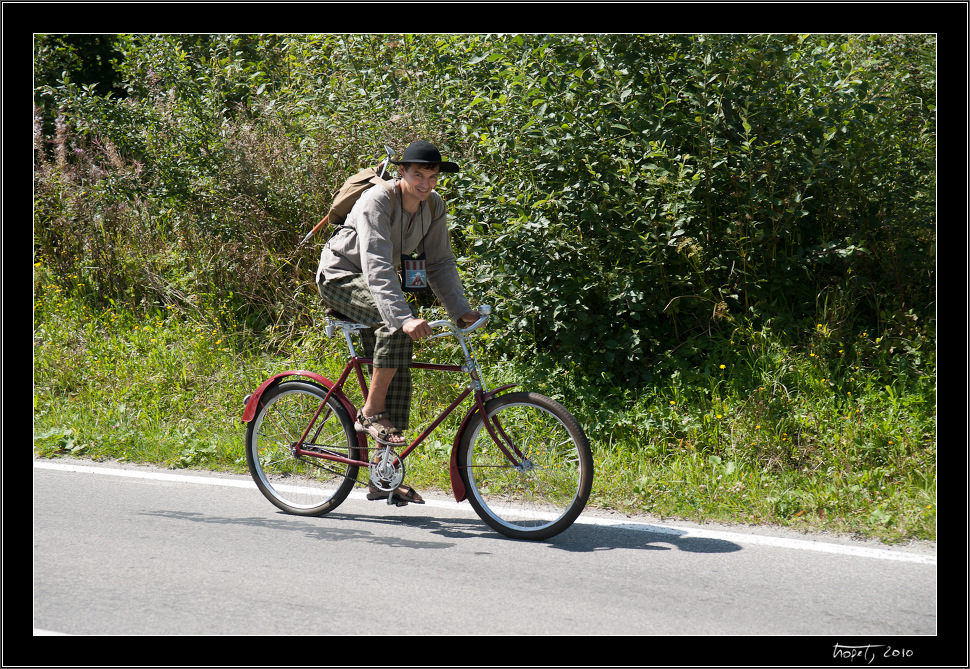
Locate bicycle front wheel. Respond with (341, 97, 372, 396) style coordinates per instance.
(245, 380, 361, 516)
(457, 392, 593, 540)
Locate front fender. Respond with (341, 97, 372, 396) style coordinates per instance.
(241, 370, 357, 427)
(448, 384, 517, 502)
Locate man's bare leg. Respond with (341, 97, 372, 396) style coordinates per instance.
(361, 366, 405, 444)
(360, 365, 422, 504)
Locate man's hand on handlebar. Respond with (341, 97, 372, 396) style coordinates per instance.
(459, 310, 482, 327)
(403, 318, 433, 340)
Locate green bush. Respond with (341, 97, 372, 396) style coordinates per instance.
(35, 34, 935, 378)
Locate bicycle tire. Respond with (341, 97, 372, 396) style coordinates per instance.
(245, 380, 360, 516)
(457, 391, 593, 540)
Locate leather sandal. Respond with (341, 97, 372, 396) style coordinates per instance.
(366, 484, 425, 506)
(355, 409, 404, 446)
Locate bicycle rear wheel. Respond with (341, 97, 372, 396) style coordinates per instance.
(245, 380, 360, 516)
(457, 392, 593, 540)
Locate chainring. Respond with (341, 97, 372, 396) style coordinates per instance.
(369, 447, 405, 492)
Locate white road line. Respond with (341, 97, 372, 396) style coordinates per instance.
(34, 460, 935, 565)
(34, 460, 257, 488)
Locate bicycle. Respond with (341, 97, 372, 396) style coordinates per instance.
(241, 306, 594, 540)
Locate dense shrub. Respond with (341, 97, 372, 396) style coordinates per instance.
(34, 34, 935, 386)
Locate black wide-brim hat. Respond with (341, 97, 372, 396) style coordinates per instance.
(390, 140, 459, 173)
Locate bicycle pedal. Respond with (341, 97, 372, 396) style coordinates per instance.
(386, 493, 408, 507)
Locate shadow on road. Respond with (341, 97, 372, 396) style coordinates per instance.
(549, 520, 743, 554)
(142, 508, 742, 554)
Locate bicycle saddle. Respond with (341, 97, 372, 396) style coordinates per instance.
(324, 307, 355, 322)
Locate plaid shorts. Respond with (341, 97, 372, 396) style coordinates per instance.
(317, 274, 416, 430)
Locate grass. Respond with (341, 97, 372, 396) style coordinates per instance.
(33, 264, 936, 544)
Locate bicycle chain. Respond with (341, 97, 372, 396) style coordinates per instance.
(296, 445, 401, 491)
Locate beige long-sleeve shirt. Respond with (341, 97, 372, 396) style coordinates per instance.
(316, 179, 471, 332)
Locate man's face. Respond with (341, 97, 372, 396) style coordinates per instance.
(399, 164, 440, 203)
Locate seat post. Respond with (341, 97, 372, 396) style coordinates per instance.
(341, 325, 359, 358)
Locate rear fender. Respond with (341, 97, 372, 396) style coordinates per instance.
(448, 384, 517, 502)
(241, 371, 361, 451)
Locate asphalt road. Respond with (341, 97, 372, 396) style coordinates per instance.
(31, 458, 940, 655)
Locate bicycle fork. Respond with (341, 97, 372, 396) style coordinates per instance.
(447, 387, 528, 502)
(476, 397, 531, 471)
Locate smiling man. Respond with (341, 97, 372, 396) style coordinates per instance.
(316, 140, 479, 505)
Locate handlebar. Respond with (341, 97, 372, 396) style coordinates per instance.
(325, 305, 492, 341)
(325, 305, 491, 376)
(426, 305, 491, 340)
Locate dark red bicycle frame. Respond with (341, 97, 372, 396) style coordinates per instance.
(240, 352, 520, 502)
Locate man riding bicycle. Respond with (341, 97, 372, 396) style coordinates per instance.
(315, 140, 479, 505)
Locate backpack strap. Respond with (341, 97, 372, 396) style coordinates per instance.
(372, 175, 396, 219)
